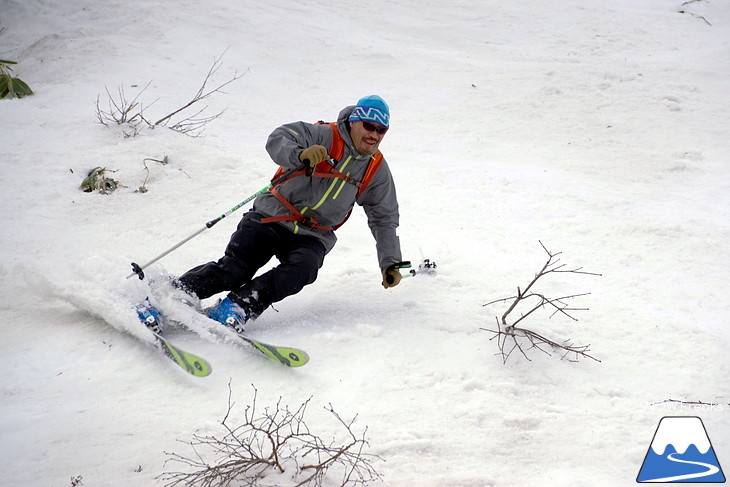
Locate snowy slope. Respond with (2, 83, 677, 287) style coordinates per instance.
(1, 1, 729, 486)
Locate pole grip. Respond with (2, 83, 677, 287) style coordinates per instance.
(384, 261, 412, 284)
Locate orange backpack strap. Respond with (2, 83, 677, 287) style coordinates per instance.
(318, 121, 344, 161)
(332, 151, 384, 230)
(356, 151, 384, 198)
(262, 121, 385, 232)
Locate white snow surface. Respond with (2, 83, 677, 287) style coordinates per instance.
(1, 1, 729, 486)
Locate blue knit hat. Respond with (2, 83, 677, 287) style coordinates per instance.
(348, 95, 390, 127)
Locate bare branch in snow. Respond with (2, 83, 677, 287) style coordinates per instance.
(162, 383, 383, 487)
(482, 242, 601, 364)
(153, 48, 248, 135)
(95, 50, 246, 137)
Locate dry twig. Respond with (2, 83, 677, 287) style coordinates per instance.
(153, 49, 248, 136)
(136, 156, 169, 193)
(95, 51, 245, 137)
(482, 242, 601, 364)
(94, 81, 155, 137)
(162, 383, 382, 487)
(678, 9, 712, 25)
(678, 1, 711, 26)
(648, 398, 730, 408)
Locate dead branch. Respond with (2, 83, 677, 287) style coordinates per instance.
(482, 242, 601, 364)
(293, 405, 382, 487)
(161, 383, 383, 487)
(95, 51, 245, 137)
(94, 81, 156, 137)
(649, 398, 730, 408)
(169, 107, 228, 137)
(153, 49, 248, 135)
(136, 156, 169, 193)
(678, 1, 711, 26)
(485, 316, 600, 364)
(678, 9, 711, 25)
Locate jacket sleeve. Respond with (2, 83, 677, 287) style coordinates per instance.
(358, 158, 403, 269)
(265, 121, 333, 170)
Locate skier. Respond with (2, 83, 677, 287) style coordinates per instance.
(138, 95, 403, 332)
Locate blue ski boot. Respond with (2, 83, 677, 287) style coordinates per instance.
(135, 298, 163, 334)
(207, 297, 248, 334)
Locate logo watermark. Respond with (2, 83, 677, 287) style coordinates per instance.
(644, 399, 725, 413)
(637, 416, 725, 483)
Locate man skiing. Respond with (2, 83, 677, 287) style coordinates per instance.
(138, 95, 403, 332)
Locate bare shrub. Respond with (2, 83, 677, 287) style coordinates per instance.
(162, 384, 383, 487)
(482, 242, 601, 364)
(94, 81, 154, 137)
(95, 51, 246, 137)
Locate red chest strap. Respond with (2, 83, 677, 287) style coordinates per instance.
(262, 121, 384, 231)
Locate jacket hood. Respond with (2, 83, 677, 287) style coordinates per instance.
(338, 105, 357, 124)
(337, 105, 358, 151)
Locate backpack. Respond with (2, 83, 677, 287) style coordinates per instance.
(262, 122, 384, 232)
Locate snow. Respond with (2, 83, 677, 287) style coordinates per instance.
(1, 0, 729, 485)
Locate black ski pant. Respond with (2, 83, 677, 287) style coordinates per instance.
(177, 211, 326, 318)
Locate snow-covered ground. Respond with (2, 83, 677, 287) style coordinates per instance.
(1, 1, 729, 486)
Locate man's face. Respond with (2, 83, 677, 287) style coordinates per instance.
(349, 120, 388, 155)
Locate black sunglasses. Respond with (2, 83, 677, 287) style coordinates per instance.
(358, 119, 389, 135)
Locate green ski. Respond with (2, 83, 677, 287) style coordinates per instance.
(237, 334, 309, 367)
(137, 298, 307, 369)
(152, 331, 212, 377)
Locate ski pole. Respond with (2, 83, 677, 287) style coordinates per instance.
(385, 258, 438, 284)
(127, 181, 274, 280)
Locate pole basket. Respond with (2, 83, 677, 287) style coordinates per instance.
(417, 258, 438, 276)
(130, 262, 145, 280)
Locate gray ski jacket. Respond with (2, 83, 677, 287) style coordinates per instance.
(254, 105, 402, 270)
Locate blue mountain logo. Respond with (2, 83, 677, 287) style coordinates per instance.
(637, 416, 725, 483)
